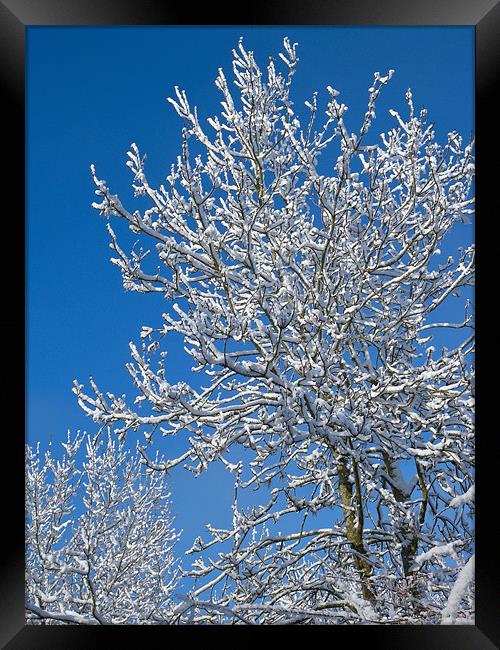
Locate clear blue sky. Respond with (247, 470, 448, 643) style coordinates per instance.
(27, 26, 474, 561)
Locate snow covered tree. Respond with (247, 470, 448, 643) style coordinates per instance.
(25, 431, 180, 624)
(75, 38, 474, 624)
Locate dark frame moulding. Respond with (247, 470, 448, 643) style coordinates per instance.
(2, 0, 498, 647)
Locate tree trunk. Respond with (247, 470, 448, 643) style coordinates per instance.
(336, 454, 376, 605)
(382, 452, 423, 611)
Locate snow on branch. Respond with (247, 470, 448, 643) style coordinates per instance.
(77, 36, 475, 624)
(25, 431, 181, 625)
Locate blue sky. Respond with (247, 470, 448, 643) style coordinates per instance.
(27, 26, 474, 564)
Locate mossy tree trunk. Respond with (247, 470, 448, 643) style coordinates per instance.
(335, 452, 376, 605)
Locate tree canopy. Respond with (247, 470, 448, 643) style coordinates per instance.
(69, 37, 474, 624)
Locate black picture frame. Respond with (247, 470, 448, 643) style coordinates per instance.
(2, 0, 498, 647)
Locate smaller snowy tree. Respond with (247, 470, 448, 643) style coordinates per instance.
(25, 431, 180, 625)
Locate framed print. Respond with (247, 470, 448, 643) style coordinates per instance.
(2, 0, 498, 646)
